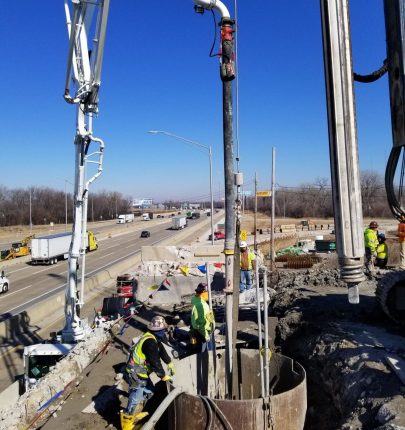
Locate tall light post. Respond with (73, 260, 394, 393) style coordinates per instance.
(148, 130, 215, 245)
(29, 188, 32, 234)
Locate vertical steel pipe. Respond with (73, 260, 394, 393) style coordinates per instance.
(320, 0, 365, 301)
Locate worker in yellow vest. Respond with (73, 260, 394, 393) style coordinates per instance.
(239, 241, 256, 293)
(364, 221, 379, 272)
(376, 233, 388, 268)
(190, 283, 215, 352)
(120, 315, 175, 430)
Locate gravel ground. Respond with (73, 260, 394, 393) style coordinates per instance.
(270, 261, 405, 430)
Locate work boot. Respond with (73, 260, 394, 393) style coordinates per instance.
(120, 410, 135, 430)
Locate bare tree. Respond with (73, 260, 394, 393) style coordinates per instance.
(360, 170, 385, 217)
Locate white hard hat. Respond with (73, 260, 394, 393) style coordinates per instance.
(148, 315, 167, 331)
(240, 241, 247, 248)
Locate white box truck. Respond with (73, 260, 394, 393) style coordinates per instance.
(31, 231, 98, 265)
(117, 214, 134, 224)
(172, 215, 187, 230)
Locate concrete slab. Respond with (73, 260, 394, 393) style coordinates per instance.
(0, 380, 19, 411)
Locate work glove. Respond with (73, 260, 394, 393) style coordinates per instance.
(372, 251, 377, 258)
(167, 362, 175, 376)
(161, 375, 172, 382)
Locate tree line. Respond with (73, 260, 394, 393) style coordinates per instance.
(0, 186, 132, 227)
(0, 170, 394, 227)
(243, 170, 392, 219)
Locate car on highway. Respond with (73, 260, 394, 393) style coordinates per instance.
(140, 230, 151, 238)
(157, 214, 164, 218)
(0, 270, 9, 294)
(208, 231, 225, 241)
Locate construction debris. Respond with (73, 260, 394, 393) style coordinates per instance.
(0, 326, 113, 430)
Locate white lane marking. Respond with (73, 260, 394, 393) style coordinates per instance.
(32, 266, 58, 275)
(0, 285, 32, 300)
(6, 265, 32, 275)
(2, 231, 176, 315)
(99, 252, 114, 259)
(4, 283, 66, 314)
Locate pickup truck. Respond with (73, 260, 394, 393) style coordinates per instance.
(208, 231, 225, 241)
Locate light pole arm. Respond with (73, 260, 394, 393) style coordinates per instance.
(148, 130, 209, 151)
(148, 130, 215, 245)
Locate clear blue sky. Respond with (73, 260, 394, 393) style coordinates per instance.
(0, 1, 390, 202)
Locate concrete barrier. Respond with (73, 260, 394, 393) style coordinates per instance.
(0, 213, 224, 342)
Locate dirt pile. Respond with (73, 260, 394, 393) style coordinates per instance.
(271, 267, 405, 430)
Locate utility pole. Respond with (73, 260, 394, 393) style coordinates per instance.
(29, 188, 32, 234)
(271, 148, 276, 269)
(254, 172, 258, 251)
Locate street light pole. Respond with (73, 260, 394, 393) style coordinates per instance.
(29, 188, 32, 234)
(209, 145, 214, 246)
(148, 130, 215, 245)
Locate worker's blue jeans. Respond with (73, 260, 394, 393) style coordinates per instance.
(240, 270, 253, 293)
(126, 377, 155, 414)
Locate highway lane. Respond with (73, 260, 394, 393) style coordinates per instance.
(0, 216, 174, 251)
(0, 217, 205, 318)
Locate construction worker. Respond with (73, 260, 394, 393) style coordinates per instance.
(239, 240, 256, 293)
(190, 283, 215, 352)
(121, 315, 175, 430)
(364, 221, 379, 272)
(376, 233, 388, 268)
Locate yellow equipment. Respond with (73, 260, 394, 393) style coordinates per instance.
(87, 231, 98, 252)
(1, 235, 34, 260)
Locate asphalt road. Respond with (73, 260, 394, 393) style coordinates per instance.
(0, 216, 206, 319)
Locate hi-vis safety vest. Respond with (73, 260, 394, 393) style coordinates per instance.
(364, 228, 378, 252)
(377, 243, 388, 260)
(127, 332, 156, 379)
(240, 249, 255, 271)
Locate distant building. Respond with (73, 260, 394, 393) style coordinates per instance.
(133, 198, 153, 209)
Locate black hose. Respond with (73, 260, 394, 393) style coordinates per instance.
(203, 396, 233, 430)
(385, 146, 405, 221)
(354, 59, 388, 83)
(200, 395, 213, 430)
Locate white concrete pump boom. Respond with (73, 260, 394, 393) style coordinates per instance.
(62, 0, 110, 343)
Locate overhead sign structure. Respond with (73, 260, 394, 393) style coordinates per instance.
(256, 191, 272, 197)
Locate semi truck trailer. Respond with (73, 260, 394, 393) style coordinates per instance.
(31, 231, 98, 265)
(117, 214, 134, 224)
(172, 215, 187, 230)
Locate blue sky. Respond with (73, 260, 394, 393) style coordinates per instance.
(0, 1, 390, 202)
